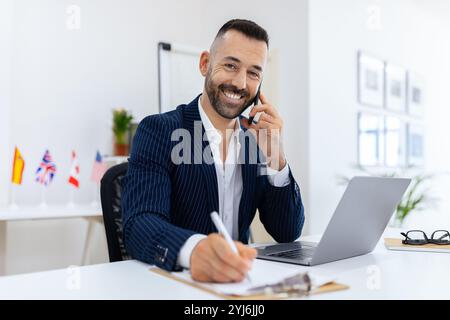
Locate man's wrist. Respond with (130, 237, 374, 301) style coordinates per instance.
(268, 156, 286, 171)
(177, 234, 207, 269)
(266, 161, 290, 187)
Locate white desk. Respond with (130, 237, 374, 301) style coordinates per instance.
(0, 205, 103, 275)
(0, 228, 449, 299)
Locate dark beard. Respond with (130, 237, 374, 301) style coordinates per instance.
(204, 70, 254, 119)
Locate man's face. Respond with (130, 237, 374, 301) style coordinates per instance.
(202, 30, 267, 119)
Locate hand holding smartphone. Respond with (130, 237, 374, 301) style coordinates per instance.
(247, 85, 261, 125)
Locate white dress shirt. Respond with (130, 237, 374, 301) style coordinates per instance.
(176, 96, 290, 268)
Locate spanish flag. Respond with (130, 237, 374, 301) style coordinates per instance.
(11, 147, 25, 185)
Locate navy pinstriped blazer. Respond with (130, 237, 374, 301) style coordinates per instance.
(121, 95, 305, 271)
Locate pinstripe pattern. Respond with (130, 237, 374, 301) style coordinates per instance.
(121, 95, 305, 271)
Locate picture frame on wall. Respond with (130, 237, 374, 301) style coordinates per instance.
(407, 72, 425, 117)
(385, 64, 407, 113)
(384, 116, 407, 167)
(357, 52, 385, 108)
(357, 112, 385, 166)
(407, 123, 424, 167)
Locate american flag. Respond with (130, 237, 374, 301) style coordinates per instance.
(90, 150, 107, 183)
(35, 150, 57, 186)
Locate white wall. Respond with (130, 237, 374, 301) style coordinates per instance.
(0, 0, 13, 207)
(307, 0, 450, 234)
(417, 2, 450, 229)
(4, 0, 309, 274)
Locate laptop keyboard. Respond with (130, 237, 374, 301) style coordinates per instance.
(268, 247, 315, 259)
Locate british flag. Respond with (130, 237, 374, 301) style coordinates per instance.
(35, 150, 57, 186)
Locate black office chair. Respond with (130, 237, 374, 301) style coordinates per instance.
(100, 162, 132, 262)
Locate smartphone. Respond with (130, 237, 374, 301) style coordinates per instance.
(247, 85, 261, 125)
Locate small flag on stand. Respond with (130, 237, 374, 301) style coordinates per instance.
(90, 150, 107, 183)
(68, 151, 80, 188)
(35, 150, 57, 186)
(11, 146, 25, 185)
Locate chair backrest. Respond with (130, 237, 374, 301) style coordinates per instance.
(100, 162, 131, 262)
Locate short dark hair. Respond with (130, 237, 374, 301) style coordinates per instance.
(215, 19, 269, 48)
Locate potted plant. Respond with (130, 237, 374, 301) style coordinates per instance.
(394, 174, 434, 226)
(112, 108, 133, 156)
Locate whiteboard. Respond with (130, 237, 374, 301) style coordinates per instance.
(157, 41, 280, 114)
(158, 42, 204, 113)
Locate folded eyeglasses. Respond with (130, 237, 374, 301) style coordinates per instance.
(400, 230, 450, 245)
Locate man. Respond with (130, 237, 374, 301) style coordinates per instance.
(122, 19, 304, 283)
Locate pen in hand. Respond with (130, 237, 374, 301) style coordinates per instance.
(210, 211, 252, 283)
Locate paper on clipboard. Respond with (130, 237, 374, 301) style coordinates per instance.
(152, 259, 335, 297)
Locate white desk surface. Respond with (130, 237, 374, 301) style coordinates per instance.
(0, 205, 102, 221)
(1, 228, 449, 299)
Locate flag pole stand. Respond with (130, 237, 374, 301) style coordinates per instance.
(9, 185, 19, 210)
(39, 186, 48, 210)
(90, 182, 100, 208)
(67, 187, 75, 209)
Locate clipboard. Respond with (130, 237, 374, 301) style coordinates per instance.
(385, 238, 450, 253)
(150, 268, 349, 300)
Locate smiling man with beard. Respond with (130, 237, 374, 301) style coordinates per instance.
(122, 19, 305, 283)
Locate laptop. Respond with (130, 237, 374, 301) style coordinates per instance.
(256, 176, 411, 266)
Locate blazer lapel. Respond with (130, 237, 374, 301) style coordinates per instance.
(238, 130, 257, 239)
(183, 96, 219, 214)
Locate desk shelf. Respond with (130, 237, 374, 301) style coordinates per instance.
(0, 205, 102, 221)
